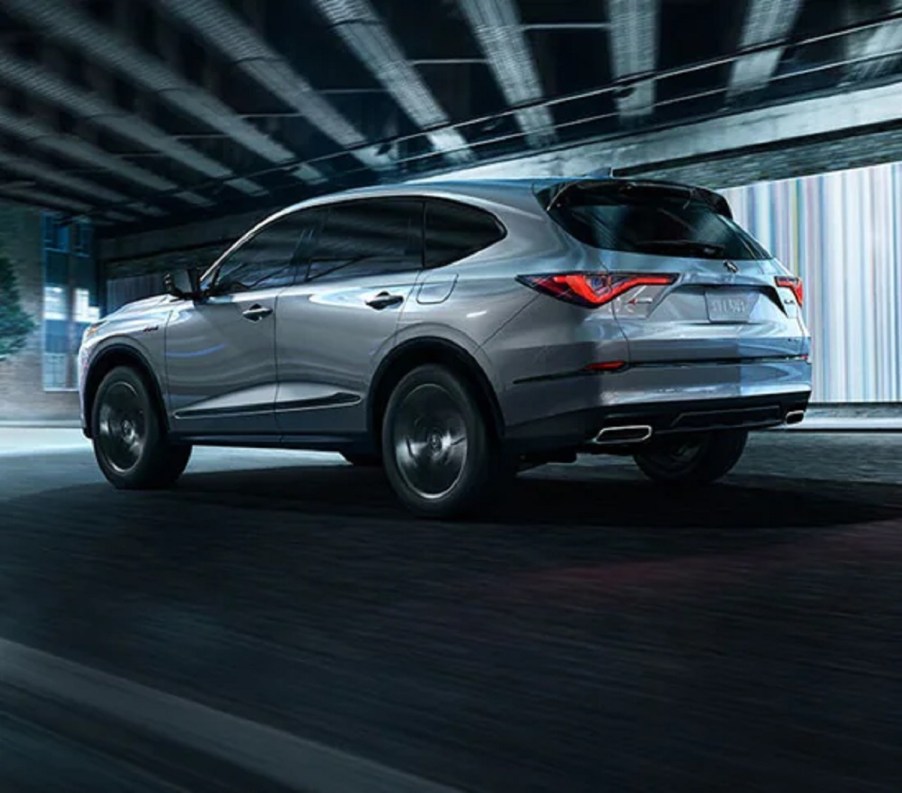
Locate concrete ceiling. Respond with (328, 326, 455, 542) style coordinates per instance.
(0, 0, 898, 236)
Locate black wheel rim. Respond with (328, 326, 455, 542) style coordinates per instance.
(97, 381, 147, 474)
(392, 383, 468, 500)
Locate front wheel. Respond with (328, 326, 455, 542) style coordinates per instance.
(633, 430, 748, 485)
(92, 366, 192, 489)
(382, 364, 499, 518)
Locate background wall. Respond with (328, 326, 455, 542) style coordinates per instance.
(723, 161, 902, 404)
(0, 202, 79, 421)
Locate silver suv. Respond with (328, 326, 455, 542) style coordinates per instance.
(79, 178, 811, 517)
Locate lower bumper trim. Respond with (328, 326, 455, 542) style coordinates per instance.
(505, 392, 811, 453)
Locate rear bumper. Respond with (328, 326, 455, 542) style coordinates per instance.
(593, 391, 810, 437)
(502, 358, 812, 453)
(505, 391, 811, 453)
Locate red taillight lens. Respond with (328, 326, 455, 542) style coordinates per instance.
(775, 275, 804, 306)
(517, 272, 676, 308)
(585, 361, 627, 372)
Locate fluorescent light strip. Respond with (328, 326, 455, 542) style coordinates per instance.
(313, 0, 474, 163)
(728, 0, 803, 96)
(457, 0, 555, 147)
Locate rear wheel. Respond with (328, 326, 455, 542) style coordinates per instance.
(633, 430, 747, 485)
(92, 366, 191, 489)
(382, 364, 499, 518)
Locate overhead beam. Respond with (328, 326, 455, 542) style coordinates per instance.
(104, 212, 138, 224)
(311, 0, 474, 165)
(728, 0, 803, 98)
(100, 207, 270, 268)
(0, 182, 93, 214)
(605, 0, 659, 121)
(0, 105, 194, 214)
(522, 23, 610, 31)
(457, 0, 556, 147)
(844, 0, 902, 83)
(0, 170, 137, 220)
(157, 0, 385, 172)
(0, 52, 265, 197)
(0, 148, 129, 206)
(0, 0, 317, 184)
(413, 80, 902, 185)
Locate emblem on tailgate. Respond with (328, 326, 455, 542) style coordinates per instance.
(723, 260, 739, 274)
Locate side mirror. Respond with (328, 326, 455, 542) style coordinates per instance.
(163, 267, 206, 301)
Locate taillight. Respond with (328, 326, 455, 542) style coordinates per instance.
(585, 361, 627, 372)
(517, 272, 676, 308)
(775, 275, 804, 306)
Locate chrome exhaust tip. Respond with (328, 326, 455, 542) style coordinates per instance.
(785, 410, 805, 426)
(592, 425, 653, 445)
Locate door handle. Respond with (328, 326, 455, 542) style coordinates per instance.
(366, 292, 404, 310)
(242, 304, 273, 321)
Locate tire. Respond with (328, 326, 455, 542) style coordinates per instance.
(633, 430, 748, 485)
(382, 364, 500, 518)
(341, 452, 382, 467)
(91, 366, 191, 489)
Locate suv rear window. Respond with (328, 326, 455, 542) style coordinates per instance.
(544, 183, 770, 261)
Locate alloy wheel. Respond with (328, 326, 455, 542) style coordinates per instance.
(391, 383, 469, 501)
(97, 381, 147, 474)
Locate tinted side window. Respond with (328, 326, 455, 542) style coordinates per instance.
(424, 199, 505, 268)
(306, 198, 423, 283)
(213, 209, 323, 294)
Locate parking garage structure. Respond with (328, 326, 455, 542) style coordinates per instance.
(1, 1, 902, 791)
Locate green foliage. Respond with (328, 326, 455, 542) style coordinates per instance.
(0, 253, 36, 359)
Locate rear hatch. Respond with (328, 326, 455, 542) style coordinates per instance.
(543, 180, 805, 364)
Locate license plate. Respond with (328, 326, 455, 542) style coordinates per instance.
(705, 290, 756, 323)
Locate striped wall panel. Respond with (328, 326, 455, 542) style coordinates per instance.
(722, 163, 902, 403)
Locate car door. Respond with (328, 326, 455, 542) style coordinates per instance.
(274, 197, 423, 436)
(165, 209, 317, 437)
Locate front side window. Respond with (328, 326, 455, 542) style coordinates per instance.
(424, 199, 505, 268)
(212, 208, 323, 294)
(306, 198, 423, 283)
(546, 184, 770, 261)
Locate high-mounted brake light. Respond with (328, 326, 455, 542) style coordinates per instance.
(775, 275, 804, 306)
(517, 272, 676, 308)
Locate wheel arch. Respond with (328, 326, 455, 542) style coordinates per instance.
(83, 344, 169, 438)
(368, 337, 504, 445)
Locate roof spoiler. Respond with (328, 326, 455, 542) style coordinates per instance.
(543, 178, 733, 219)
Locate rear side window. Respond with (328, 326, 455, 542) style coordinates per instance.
(546, 185, 770, 261)
(424, 198, 505, 268)
(306, 198, 423, 283)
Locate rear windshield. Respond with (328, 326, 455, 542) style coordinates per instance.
(545, 185, 770, 261)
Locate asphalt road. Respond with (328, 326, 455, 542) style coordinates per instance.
(0, 430, 900, 792)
